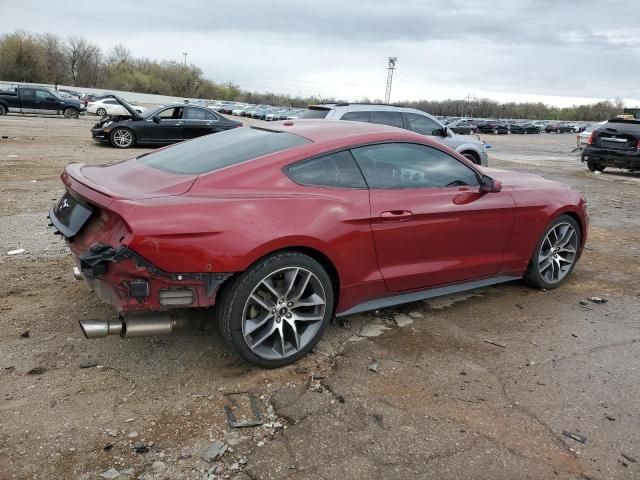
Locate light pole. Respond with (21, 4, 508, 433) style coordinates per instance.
(384, 57, 398, 104)
(183, 52, 188, 66)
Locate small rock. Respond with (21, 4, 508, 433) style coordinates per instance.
(124, 417, 135, 423)
(99, 468, 121, 479)
(294, 366, 309, 374)
(133, 441, 148, 454)
(121, 469, 134, 476)
(127, 431, 138, 438)
(257, 441, 265, 447)
(103, 443, 114, 452)
(229, 462, 240, 471)
(202, 441, 228, 462)
(239, 457, 247, 465)
(408, 311, 424, 319)
(367, 361, 378, 373)
(106, 429, 118, 437)
(178, 448, 192, 460)
(20, 330, 30, 338)
(460, 371, 467, 376)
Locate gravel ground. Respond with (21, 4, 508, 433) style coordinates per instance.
(1, 116, 639, 480)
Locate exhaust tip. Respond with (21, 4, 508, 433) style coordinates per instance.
(79, 319, 123, 339)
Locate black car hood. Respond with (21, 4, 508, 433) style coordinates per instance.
(105, 94, 144, 120)
(93, 115, 136, 129)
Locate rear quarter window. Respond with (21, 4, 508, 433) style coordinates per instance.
(299, 108, 330, 119)
(139, 127, 310, 174)
(287, 150, 367, 188)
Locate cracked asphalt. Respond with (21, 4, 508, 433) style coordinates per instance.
(1, 117, 639, 479)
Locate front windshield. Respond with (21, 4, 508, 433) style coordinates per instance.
(140, 105, 165, 118)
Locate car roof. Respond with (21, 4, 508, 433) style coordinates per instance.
(308, 103, 433, 116)
(263, 119, 430, 145)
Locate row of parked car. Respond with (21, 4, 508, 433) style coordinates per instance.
(440, 117, 590, 135)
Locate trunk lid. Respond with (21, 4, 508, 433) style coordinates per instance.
(66, 159, 198, 200)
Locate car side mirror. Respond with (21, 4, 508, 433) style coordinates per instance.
(152, 115, 161, 123)
(480, 175, 502, 193)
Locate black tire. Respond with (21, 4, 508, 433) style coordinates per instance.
(96, 107, 107, 117)
(63, 108, 79, 119)
(110, 127, 135, 148)
(216, 251, 335, 368)
(524, 214, 581, 290)
(587, 161, 605, 172)
(493, 128, 499, 135)
(462, 152, 480, 164)
(0, 104, 6, 116)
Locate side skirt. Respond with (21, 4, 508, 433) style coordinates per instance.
(336, 275, 520, 317)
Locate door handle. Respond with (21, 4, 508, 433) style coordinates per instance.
(380, 210, 413, 221)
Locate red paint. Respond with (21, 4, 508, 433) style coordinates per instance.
(59, 121, 588, 315)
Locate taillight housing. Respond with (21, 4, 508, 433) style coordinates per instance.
(587, 132, 595, 145)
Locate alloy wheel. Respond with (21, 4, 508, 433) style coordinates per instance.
(112, 129, 133, 148)
(537, 222, 578, 284)
(242, 267, 326, 360)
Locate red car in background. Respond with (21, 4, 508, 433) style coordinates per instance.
(50, 120, 588, 368)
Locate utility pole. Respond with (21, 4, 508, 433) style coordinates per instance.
(182, 52, 188, 66)
(464, 93, 476, 117)
(384, 57, 398, 104)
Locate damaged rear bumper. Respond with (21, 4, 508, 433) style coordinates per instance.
(76, 243, 231, 314)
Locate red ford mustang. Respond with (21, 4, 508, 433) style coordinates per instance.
(50, 120, 588, 367)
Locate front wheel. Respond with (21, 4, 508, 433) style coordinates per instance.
(63, 108, 79, 119)
(524, 215, 581, 289)
(0, 104, 6, 116)
(110, 128, 135, 148)
(216, 251, 334, 368)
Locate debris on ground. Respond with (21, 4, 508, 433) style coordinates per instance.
(484, 339, 507, 348)
(408, 311, 424, 319)
(605, 415, 616, 421)
(294, 366, 309, 374)
(133, 441, 149, 454)
(7, 248, 26, 255)
(367, 360, 378, 373)
(621, 453, 637, 463)
(20, 330, 30, 338)
(99, 468, 121, 479)
(394, 314, 414, 327)
(224, 392, 263, 428)
(562, 430, 587, 443)
(26, 366, 47, 375)
(79, 360, 99, 369)
(202, 441, 228, 462)
(587, 296, 608, 304)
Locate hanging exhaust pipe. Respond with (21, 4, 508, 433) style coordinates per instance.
(79, 313, 176, 339)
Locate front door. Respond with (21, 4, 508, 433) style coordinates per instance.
(350, 142, 516, 292)
(35, 89, 63, 114)
(138, 106, 185, 143)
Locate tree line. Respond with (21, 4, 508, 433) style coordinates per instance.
(0, 30, 625, 121)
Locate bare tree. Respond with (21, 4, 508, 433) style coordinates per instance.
(65, 36, 102, 86)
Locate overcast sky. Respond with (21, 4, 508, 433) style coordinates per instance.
(2, 0, 640, 106)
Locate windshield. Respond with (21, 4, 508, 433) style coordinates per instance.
(139, 126, 311, 174)
(140, 105, 166, 118)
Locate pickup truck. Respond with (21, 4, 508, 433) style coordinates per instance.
(0, 86, 85, 118)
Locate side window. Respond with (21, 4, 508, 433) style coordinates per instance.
(405, 113, 443, 136)
(370, 111, 404, 128)
(36, 90, 52, 100)
(287, 150, 367, 188)
(350, 143, 479, 189)
(186, 107, 217, 120)
(341, 111, 371, 122)
(21, 88, 35, 100)
(104, 99, 118, 105)
(158, 107, 184, 119)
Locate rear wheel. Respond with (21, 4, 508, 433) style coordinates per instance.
(216, 251, 334, 368)
(0, 104, 6, 116)
(110, 128, 135, 148)
(493, 128, 499, 135)
(63, 108, 79, 119)
(525, 215, 581, 289)
(96, 107, 107, 117)
(587, 161, 605, 172)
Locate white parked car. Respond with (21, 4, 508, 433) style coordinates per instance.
(577, 121, 607, 147)
(87, 98, 146, 117)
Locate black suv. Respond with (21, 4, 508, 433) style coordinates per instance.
(581, 119, 640, 172)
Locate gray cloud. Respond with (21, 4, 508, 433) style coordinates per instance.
(1, 0, 639, 104)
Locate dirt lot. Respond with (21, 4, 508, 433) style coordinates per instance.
(1, 116, 639, 480)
